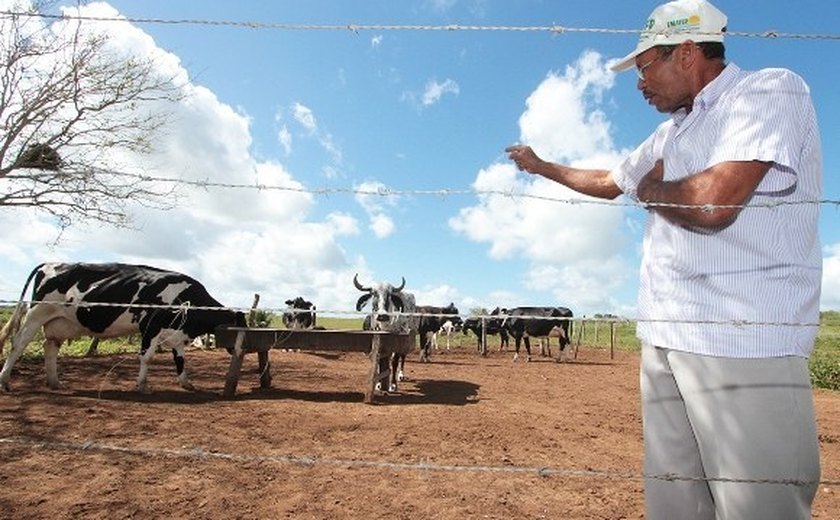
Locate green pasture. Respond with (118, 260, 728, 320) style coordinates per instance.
(1, 308, 838, 391)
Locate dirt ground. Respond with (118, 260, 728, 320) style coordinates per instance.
(0, 341, 838, 520)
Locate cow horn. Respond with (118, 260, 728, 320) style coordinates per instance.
(353, 273, 370, 292)
(394, 276, 405, 292)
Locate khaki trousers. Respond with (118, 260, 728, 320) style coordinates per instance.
(641, 343, 820, 520)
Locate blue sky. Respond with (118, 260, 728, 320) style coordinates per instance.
(1, 0, 838, 319)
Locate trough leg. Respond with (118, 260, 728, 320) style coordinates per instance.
(258, 350, 272, 389)
(223, 331, 247, 397)
(365, 334, 383, 404)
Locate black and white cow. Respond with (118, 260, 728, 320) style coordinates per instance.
(354, 273, 417, 392)
(433, 319, 459, 350)
(0, 262, 247, 393)
(503, 306, 573, 362)
(282, 296, 317, 329)
(415, 302, 460, 363)
(461, 307, 509, 352)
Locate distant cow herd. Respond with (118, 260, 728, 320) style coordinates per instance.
(0, 262, 573, 395)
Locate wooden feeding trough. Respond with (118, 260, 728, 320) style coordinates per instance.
(214, 327, 414, 403)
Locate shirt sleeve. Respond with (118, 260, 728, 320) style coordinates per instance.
(706, 68, 815, 193)
(611, 121, 671, 199)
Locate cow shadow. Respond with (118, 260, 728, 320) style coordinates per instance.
(70, 388, 224, 404)
(230, 387, 366, 403)
(374, 379, 480, 406)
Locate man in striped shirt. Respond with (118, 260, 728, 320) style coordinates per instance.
(506, 0, 822, 518)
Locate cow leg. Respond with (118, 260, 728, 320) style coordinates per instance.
(137, 342, 156, 394)
(0, 314, 48, 391)
(540, 338, 551, 358)
(512, 337, 521, 362)
(43, 338, 63, 389)
(523, 337, 532, 362)
(172, 343, 195, 391)
(375, 353, 391, 392)
(389, 353, 400, 392)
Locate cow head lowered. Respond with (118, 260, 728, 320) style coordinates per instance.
(0, 262, 247, 394)
(282, 296, 317, 329)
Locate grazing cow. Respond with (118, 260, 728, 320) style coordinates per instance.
(354, 274, 418, 392)
(416, 302, 460, 362)
(282, 296, 317, 330)
(503, 306, 574, 362)
(461, 307, 509, 352)
(0, 262, 247, 393)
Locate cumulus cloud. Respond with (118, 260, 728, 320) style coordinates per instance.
(450, 50, 635, 314)
(0, 2, 365, 311)
(355, 181, 399, 239)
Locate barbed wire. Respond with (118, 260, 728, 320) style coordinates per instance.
(0, 435, 836, 487)
(4, 170, 839, 212)
(0, 299, 821, 329)
(3, 10, 840, 41)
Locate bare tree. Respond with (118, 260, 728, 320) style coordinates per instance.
(0, 2, 183, 228)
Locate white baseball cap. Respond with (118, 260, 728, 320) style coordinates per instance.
(611, 0, 727, 72)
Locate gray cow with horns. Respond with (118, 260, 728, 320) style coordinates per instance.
(353, 273, 418, 392)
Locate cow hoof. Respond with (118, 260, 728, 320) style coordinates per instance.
(0, 381, 11, 392)
(180, 381, 196, 392)
(375, 382, 383, 392)
(512, 354, 518, 362)
(526, 356, 531, 363)
(136, 383, 153, 395)
(388, 384, 398, 393)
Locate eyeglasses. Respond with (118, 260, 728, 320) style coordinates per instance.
(635, 48, 675, 81)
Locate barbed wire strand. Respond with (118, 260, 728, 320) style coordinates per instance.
(0, 436, 836, 487)
(0, 299, 822, 329)
(4, 170, 839, 212)
(3, 11, 840, 41)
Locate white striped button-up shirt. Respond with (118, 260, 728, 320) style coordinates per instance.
(613, 63, 822, 358)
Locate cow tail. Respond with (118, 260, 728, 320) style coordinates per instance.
(0, 264, 45, 355)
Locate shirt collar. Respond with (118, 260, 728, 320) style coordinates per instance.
(671, 62, 741, 125)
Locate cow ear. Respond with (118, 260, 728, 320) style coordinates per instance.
(356, 294, 371, 311)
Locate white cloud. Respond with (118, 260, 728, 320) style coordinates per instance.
(369, 213, 395, 238)
(0, 2, 367, 313)
(292, 102, 317, 133)
(371, 35, 383, 48)
(450, 50, 635, 315)
(422, 78, 460, 106)
(355, 181, 399, 239)
(277, 125, 292, 155)
(822, 243, 840, 311)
